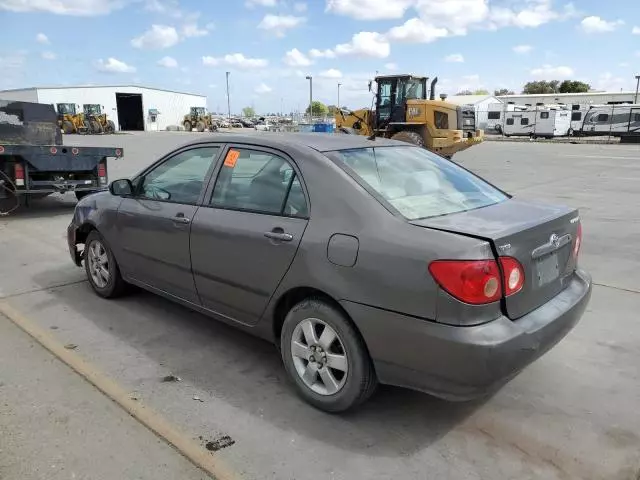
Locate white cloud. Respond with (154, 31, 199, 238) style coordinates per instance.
(633, 26, 640, 35)
(489, 0, 577, 30)
(202, 53, 268, 69)
(444, 53, 464, 63)
(36, 33, 49, 44)
(334, 31, 390, 58)
(384, 62, 398, 71)
(595, 72, 632, 92)
(309, 48, 336, 59)
(258, 14, 305, 36)
(182, 23, 210, 37)
(41, 51, 56, 60)
(463, 74, 480, 82)
(325, 0, 413, 20)
(414, 0, 489, 35)
(131, 25, 179, 49)
(319, 68, 342, 79)
(512, 44, 533, 54)
(283, 48, 312, 66)
(245, 0, 277, 6)
(96, 57, 136, 73)
(157, 56, 178, 68)
(255, 83, 272, 93)
(580, 16, 624, 33)
(0, 0, 123, 15)
(530, 64, 574, 78)
(387, 18, 448, 43)
(293, 2, 306, 12)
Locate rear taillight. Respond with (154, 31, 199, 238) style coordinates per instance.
(14, 163, 25, 187)
(499, 257, 525, 296)
(98, 163, 107, 185)
(573, 223, 582, 259)
(429, 260, 502, 305)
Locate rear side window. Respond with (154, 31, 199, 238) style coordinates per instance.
(328, 146, 507, 220)
(571, 112, 582, 121)
(488, 111, 501, 119)
(521, 118, 529, 125)
(597, 114, 609, 122)
(434, 111, 449, 129)
(506, 118, 514, 125)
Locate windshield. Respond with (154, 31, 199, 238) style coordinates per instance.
(329, 146, 508, 220)
(57, 103, 75, 114)
(193, 107, 206, 115)
(84, 104, 101, 114)
(403, 79, 424, 100)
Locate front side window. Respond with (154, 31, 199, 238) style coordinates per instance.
(434, 111, 449, 129)
(521, 118, 529, 125)
(571, 112, 582, 121)
(597, 113, 609, 122)
(140, 147, 220, 204)
(211, 148, 307, 217)
(328, 146, 507, 220)
(488, 111, 501, 120)
(506, 118, 514, 125)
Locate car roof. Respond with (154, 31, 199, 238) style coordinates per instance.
(180, 132, 403, 153)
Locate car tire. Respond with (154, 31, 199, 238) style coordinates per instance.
(84, 230, 127, 299)
(280, 298, 377, 413)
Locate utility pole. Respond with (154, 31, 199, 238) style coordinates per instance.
(635, 75, 640, 104)
(305, 75, 313, 123)
(225, 71, 231, 122)
(337, 82, 341, 111)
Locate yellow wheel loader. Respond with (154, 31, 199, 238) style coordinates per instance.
(335, 74, 484, 159)
(83, 104, 115, 134)
(56, 103, 89, 135)
(183, 107, 217, 132)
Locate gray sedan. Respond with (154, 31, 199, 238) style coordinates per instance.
(67, 134, 592, 412)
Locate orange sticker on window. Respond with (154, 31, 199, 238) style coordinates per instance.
(224, 149, 240, 168)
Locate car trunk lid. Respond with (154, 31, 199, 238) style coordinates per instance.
(411, 199, 580, 319)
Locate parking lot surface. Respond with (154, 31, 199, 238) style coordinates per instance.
(1, 132, 639, 480)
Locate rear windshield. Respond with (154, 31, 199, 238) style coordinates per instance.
(328, 146, 508, 220)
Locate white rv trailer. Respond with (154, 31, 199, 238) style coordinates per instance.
(503, 107, 571, 138)
(577, 104, 640, 138)
(485, 103, 526, 133)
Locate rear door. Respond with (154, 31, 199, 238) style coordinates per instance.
(413, 199, 580, 319)
(190, 146, 309, 325)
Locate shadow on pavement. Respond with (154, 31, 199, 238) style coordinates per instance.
(0, 194, 76, 220)
(35, 269, 486, 458)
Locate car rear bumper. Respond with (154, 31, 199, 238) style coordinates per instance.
(342, 268, 592, 400)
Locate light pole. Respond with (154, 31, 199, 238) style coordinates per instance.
(337, 82, 341, 111)
(225, 71, 231, 122)
(305, 75, 313, 123)
(635, 75, 640, 104)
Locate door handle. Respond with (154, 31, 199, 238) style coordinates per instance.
(173, 215, 191, 224)
(264, 231, 293, 242)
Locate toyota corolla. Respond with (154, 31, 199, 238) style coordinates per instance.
(67, 134, 592, 412)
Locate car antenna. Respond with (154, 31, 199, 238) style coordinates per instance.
(367, 77, 377, 141)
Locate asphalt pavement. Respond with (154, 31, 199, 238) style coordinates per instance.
(1, 132, 639, 480)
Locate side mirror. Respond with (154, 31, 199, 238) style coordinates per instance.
(109, 178, 133, 196)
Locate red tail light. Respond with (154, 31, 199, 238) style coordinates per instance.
(429, 260, 502, 305)
(499, 257, 525, 296)
(573, 223, 582, 259)
(98, 163, 106, 177)
(14, 163, 25, 186)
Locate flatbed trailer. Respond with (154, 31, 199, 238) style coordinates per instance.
(0, 100, 123, 215)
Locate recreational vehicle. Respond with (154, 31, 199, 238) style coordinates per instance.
(486, 103, 526, 133)
(503, 107, 571, 138)
(578, 104, 640, 138)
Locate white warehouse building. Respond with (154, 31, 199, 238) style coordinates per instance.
(0, 85, 207, 132)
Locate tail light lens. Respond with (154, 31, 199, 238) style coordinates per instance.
(14, 163, 25, 186)
(98, 162, 107, 185)
(429, 260, 502, 305)
(573, 223, 582, 259)
(499, 257, 525, 296)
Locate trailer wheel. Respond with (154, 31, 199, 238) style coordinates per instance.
(62, 120, 74, 134)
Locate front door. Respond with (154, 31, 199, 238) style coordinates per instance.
(115, 146, 222, 303)
(628, 107, 640, 135)
(190, 146, 309, 325)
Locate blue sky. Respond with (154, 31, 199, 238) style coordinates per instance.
(1, 0, 639, 113)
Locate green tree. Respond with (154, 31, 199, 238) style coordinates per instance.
(494, 88, 515, 96)
(305, 101, 328, 116)
(559, 80, 591, 93)
(242, 106, 255, 117)
(473, 89, 490, 95)
(522, 80, 560, 94)
(456, 90, 473, 95)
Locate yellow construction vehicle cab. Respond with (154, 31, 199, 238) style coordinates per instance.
(83, 104, 115, 134)
(56, 103, 88, 135)
(335, 74, 484, 159)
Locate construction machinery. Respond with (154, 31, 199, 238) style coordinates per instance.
(183, 107, 217, 132)
(1, 100, 123, 214)
(56, 103, 89, 135)
(335, 74, 484, 159)
(83, 104, 115, 134)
